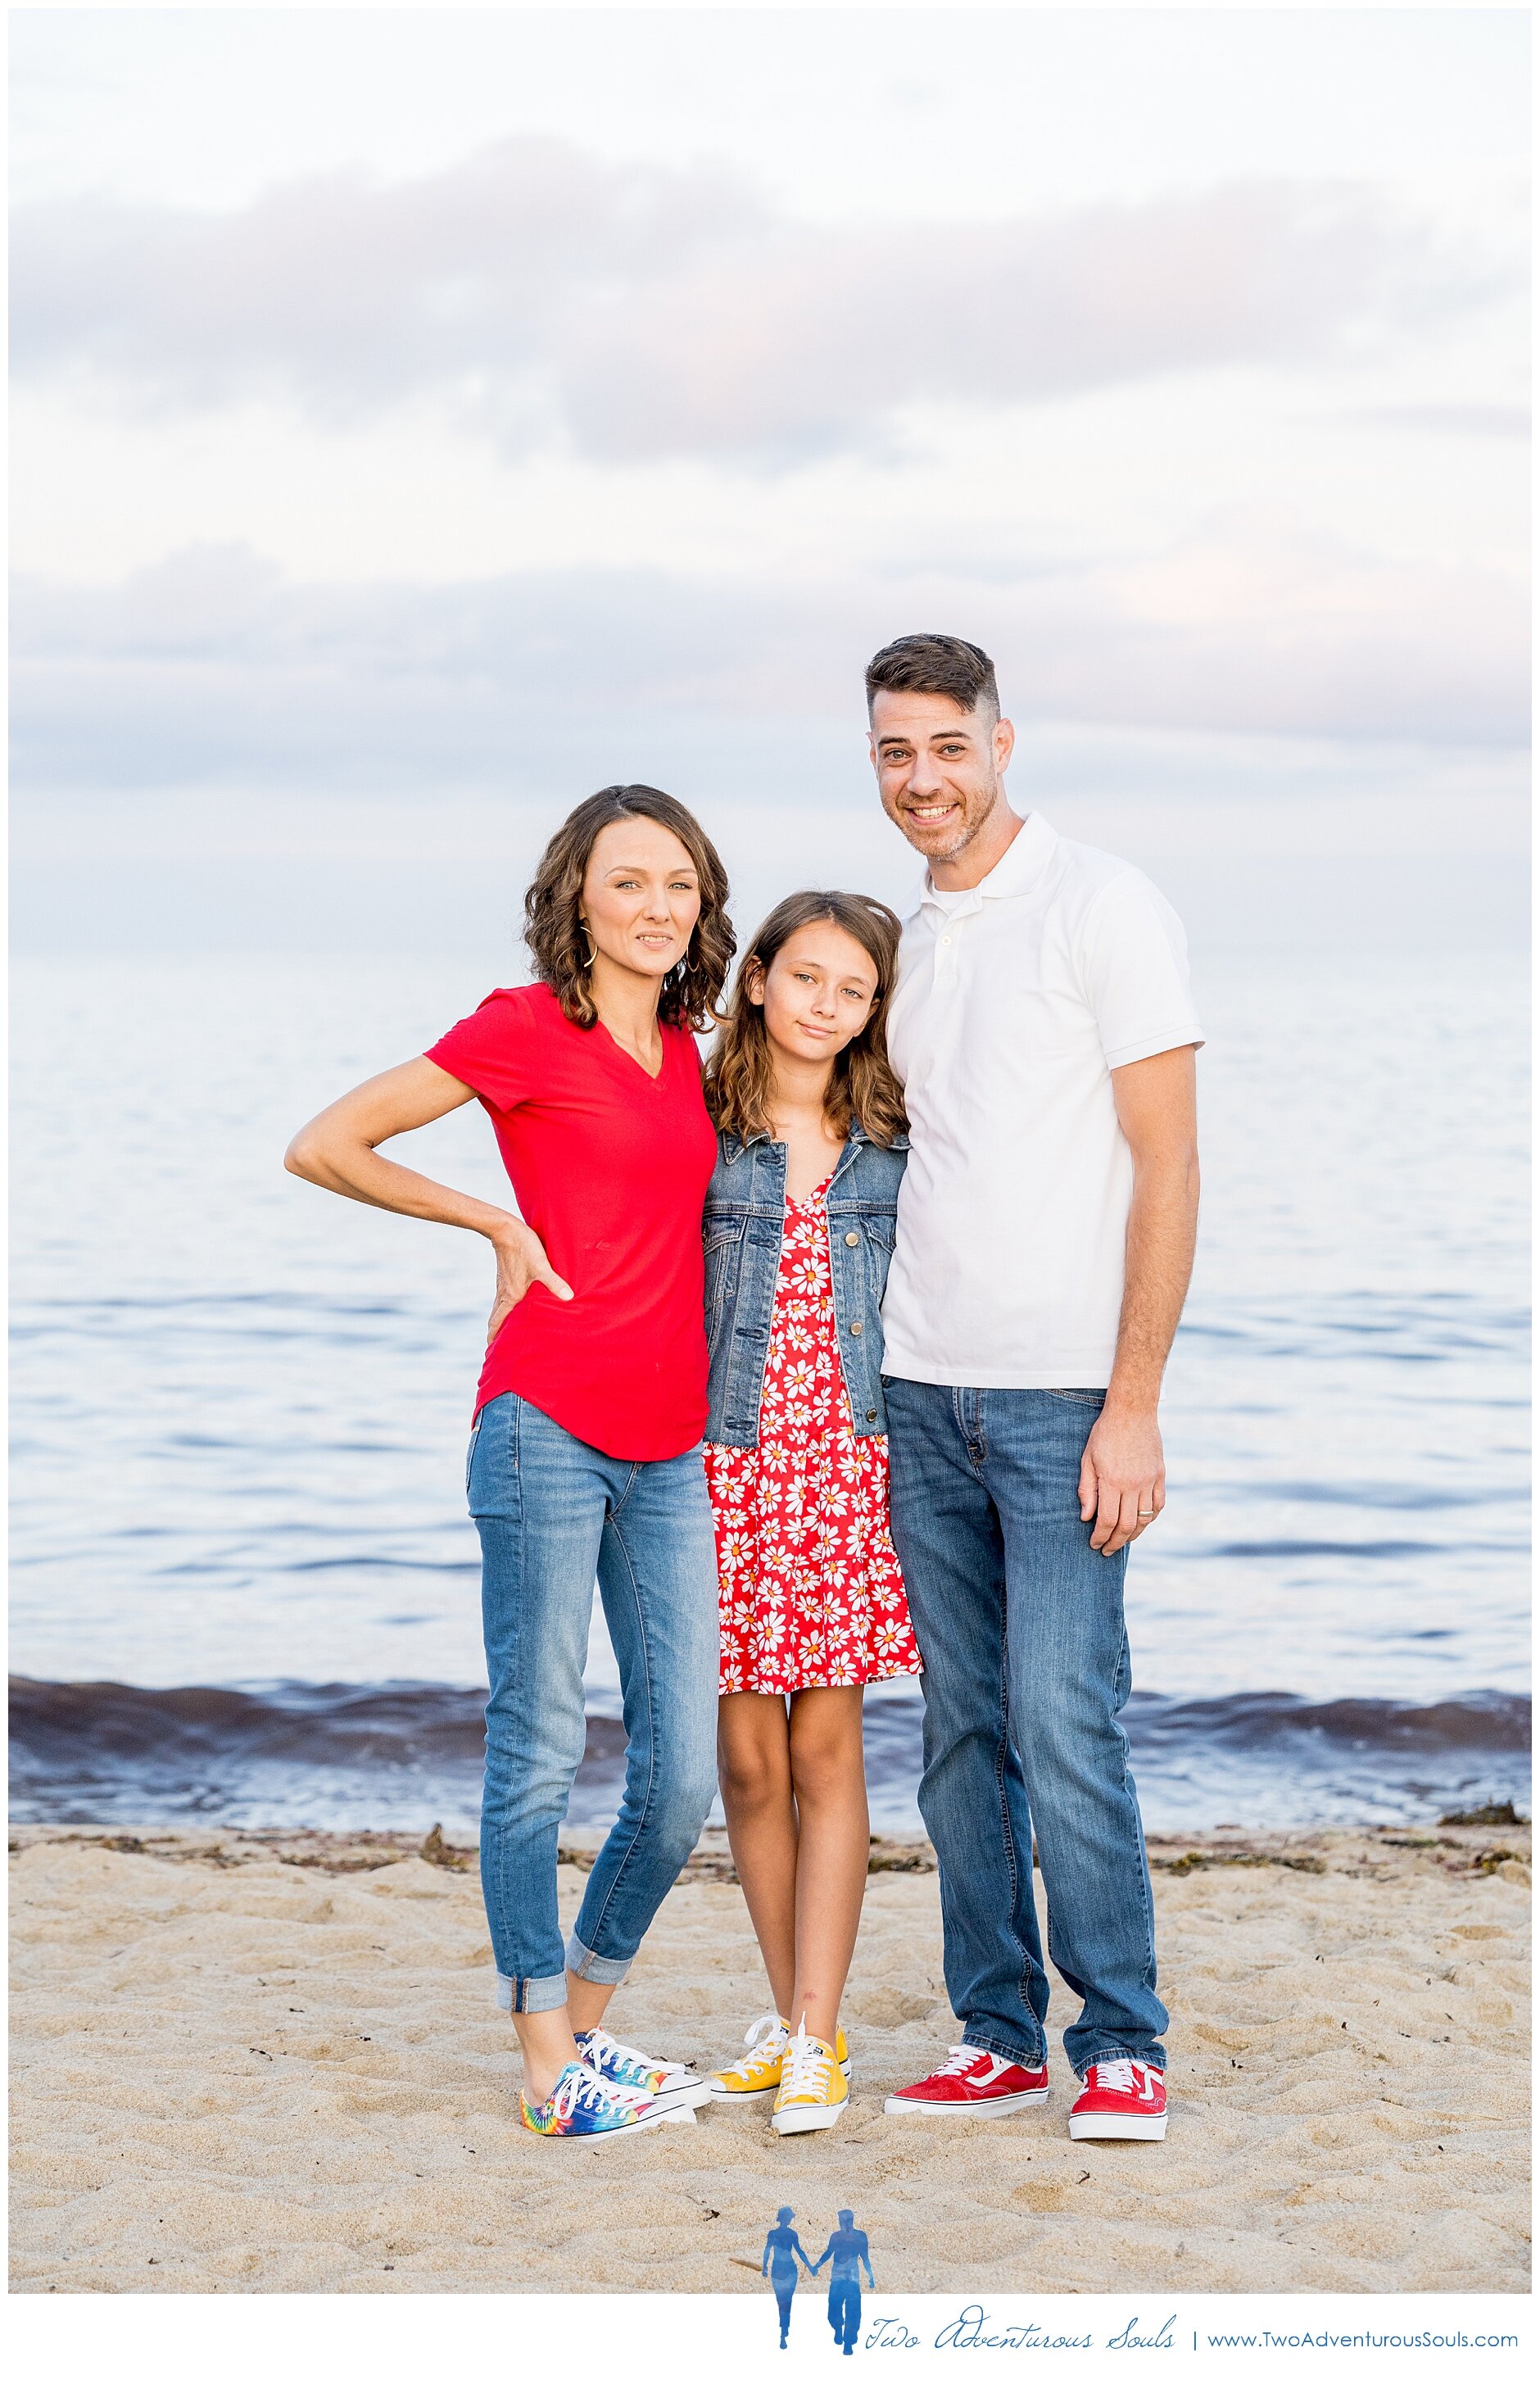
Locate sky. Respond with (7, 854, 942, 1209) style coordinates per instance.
(10, 4, 1530, 954)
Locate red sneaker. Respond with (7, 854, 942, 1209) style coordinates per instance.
(883, 2044, 1049, 2117)
(1068, 2058, 1167, 2140)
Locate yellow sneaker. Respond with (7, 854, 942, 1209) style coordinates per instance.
(771, 2020, 850, 2135)
(709, 2012, 850, 2102)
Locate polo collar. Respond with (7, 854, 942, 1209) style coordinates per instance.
(910, 810, 1058, 918)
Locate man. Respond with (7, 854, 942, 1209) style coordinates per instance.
(813, 2210, 874, 2354)
(868, 633, 1201, 2143)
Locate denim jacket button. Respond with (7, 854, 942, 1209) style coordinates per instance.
(844, 1231, 860, 1246)
(866, 1409, 877, 1422)
(849, 1320, 863, 1334)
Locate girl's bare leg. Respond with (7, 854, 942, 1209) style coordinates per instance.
(786, 1686, 868, 2046)
(718, 1691, 798, 2019)
(511, 1979, 621, 2104)
(564, 1976, 618, 2034)
(513, 2009, 582, 2104)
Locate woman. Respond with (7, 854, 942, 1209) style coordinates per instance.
(699, 892, 922, 2135)
(284, 784, 734, 2142)
(763, 2206, 814, 2348)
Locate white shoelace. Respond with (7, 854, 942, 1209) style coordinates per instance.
(780, 2023, 834, 2100)
(546, 2060, 654, 2126)
(720, 2013, 790, 2081)
(1088, 2058, 1153, 2096)
(580, 2025, 670, 2082)
(933, 2043, 994, 2078)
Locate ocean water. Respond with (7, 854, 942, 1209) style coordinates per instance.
(9, 947, 1530, 1833)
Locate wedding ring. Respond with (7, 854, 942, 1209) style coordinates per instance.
(1137, 1508, 1157, 1517)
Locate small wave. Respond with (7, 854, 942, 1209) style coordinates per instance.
(1207, 1539, 1440, 1561)
(10, 1677, 491, 1769)
(8, 1676, 1529, 1834)
(1126, 1687, 1530, 1754)
(1257, 1481, 1525, 1511)
(281, 1557, 482, 1576)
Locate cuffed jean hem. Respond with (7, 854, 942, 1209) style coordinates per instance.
(565, 1929, 634, 1986)
(495, 1969, 570, 2015)
(962, 2028, 1049, 2071)
(1073, 2044, 1167, 2078)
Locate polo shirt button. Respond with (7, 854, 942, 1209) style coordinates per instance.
(849, 1321, 863, 1334)
(845, 1231, 860, 1247)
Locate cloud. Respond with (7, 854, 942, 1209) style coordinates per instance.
(1336, 402, 1529, 439)
(10, 530, 1527, 806)
(10, 139, 1503, 465)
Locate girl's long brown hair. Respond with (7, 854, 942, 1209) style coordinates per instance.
(523, 785, 734, 1031)
(704, 891, 908, 1148)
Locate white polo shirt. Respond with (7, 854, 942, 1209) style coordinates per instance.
(881, 810, 1203, 1390)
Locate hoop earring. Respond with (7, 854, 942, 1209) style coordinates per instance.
(578, 922, 598, 968)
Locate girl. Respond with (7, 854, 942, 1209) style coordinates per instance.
(762, 2207, 813, 2349)
(700, 891, 922, 2135)
(285, 784, 734, 2142)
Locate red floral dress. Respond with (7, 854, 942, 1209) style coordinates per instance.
(705, 1174, 923, 1696)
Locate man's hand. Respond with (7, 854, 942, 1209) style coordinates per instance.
(487, 1219, 573, 1344)
(1079, 1404, 1165, 1557)
(1079, 1045, 1198, 1557)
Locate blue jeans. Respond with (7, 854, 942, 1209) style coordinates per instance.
(883, 1380, 1167, 2078)
(827, 2278, 862, 2349)
(467, 1393, 719, 2012)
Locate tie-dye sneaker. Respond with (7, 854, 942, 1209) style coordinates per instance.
(519, 2060, 688, 2140)
(573, 2025, 712, 2115)
(709, 2012, 853, 2102)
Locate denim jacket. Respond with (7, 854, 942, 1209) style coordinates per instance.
(704, 1124, 909, 1448)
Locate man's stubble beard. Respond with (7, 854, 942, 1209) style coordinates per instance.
(920, 775, 1003, 865)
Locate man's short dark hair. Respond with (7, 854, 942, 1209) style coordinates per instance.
(865, 632, 999, 722)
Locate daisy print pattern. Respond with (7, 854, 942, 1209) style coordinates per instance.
(706, 1175, 922, 1696)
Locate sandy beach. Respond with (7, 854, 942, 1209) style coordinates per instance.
(10, 1820, 1529, 2296)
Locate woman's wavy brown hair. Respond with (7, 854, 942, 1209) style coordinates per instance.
(523, 785, 734, 1031)
(704, 891, 908, 1148)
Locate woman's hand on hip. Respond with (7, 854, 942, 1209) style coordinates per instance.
(487, 1220, 573, 1344)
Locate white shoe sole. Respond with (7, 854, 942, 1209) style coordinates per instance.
(883, 2086, 1049, 2116)
(1067, 2111, 1166, 2141)
(605, 2105, 697, 2135)
(652, 2076, 715, 2114)
(771, 2101, 847, 2135)
(529, 2105, 695, 2142)
(709, 2057, 852, 2102)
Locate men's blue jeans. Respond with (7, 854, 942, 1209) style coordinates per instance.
(467, 1393, 719, 2013)
(827, 2278, 862, 2350)
(883, 1380, 1167, 2078)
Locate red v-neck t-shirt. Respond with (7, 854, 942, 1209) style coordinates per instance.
(427, 983, 718, 1461)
